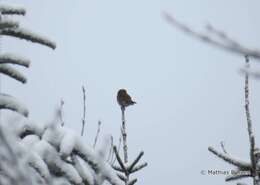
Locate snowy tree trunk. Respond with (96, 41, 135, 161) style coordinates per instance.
(121, 107, 128, 164)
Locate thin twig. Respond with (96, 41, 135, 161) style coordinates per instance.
(220, 141, 228, 154)
(81, 86, 86, 136)
(163, 12, 260, 60)
(60, 98, 64, 126)
(93, 120, 101, 148)
(107, 136, 114, 162)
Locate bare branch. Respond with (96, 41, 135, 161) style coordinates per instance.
(163, 12, 260, 60)
(81, 86, 86, 136)
(220, 141, 228, 154)
(93, 120, 101, 148)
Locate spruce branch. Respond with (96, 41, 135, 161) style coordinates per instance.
(113, 146, 127, 174)
(0, 64, 26, 83)
(113, 165, 125, 173)
(117, 173, 127, 181)
(208, 146, 252, 170)
(0, 5, 26, 15)
(226, 171, 251, 182)
(0, 54, 30, 67)
(0, 19, 19, 29)
(129, 162, 148, 174)
(127, 178, 137, 185)
(0, 28, 56, 49)
(112, 135, 122, 165)
(127, 151, 144, 172)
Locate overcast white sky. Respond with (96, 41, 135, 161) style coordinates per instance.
(2, 0, 260, 185)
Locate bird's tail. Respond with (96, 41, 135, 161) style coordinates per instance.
(131, 100, 137, 105)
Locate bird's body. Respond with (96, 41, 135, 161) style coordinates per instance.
(117, 89, 136, 108)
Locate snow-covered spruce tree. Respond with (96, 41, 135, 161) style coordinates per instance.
(0, 4, 123, 185)
(207, 56, 260, 185)
(163, 13, 260, 185)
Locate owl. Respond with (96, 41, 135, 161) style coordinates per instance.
(117, 89, 136, 108)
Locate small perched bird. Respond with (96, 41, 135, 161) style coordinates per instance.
(117, 89, 136, 109)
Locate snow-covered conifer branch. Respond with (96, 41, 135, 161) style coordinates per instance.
(208, 146, 252, 170)
(113, 146, 127, 173)
(0, 53, 30, 67)
(163, 12, 260, 60)
(112, 165, 124, 173)
(0, 20, 19, 29)
(129, 162, 147, 174)
(0, 28, 56, 49)
(127, 178, 137, 185)
(0, 64, 27, 83)
(225, 171, 251, 182)
(0, 127, 32, 185)
(127, 151, 144, 173)
(0, 93, 28, 116)
(0, 4, 26, 15)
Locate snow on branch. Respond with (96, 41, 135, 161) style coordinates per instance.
(0, 28, 56, 49)
(0, 4, 26, 15)
(208, 146, 252, 170)
(225, 170, 251, 182)
(0, 126, 33, 185)
(207, 57, 260, 184)
(0, 93, 28, 117)
(0, 19, 19, 29)
(0, 53, 30, 67)
(0, 64, 27, 83)
(163, 12, 260, 60)
(0, 108, 125, 185)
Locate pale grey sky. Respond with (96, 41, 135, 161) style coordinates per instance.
(2, 1, 260, 185)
